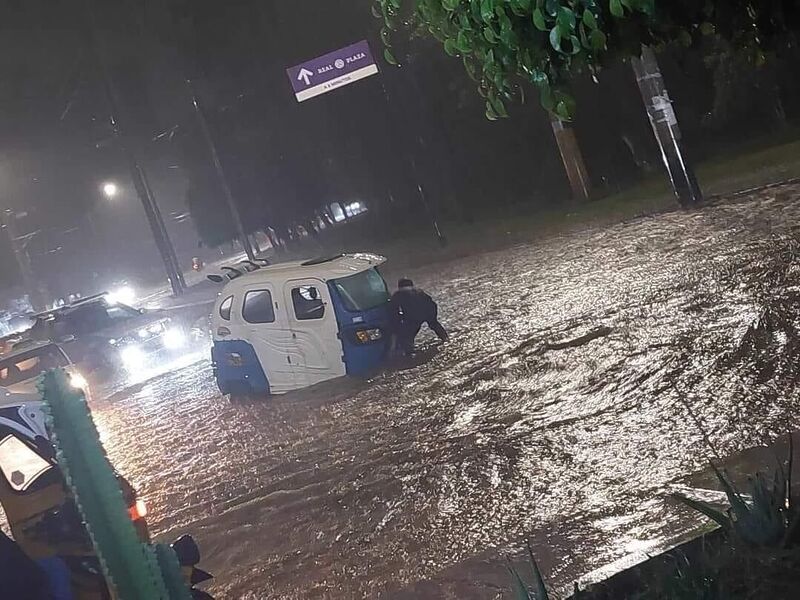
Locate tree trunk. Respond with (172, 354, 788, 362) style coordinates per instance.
(631, 46, 703, 207)
(550, 117, 592, 202)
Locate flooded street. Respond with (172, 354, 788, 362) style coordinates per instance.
(92, 185, 800, 598)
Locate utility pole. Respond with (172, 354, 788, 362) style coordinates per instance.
(2, 210, 46, 310)
(186, 79, 255, 261)
(376, 75, 447, 247)
(83, 0, 185, 296)
(631, 46, 703, 207)
(550, 117, 592, 202)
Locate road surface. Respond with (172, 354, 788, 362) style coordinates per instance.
(91, 184, 800, 598)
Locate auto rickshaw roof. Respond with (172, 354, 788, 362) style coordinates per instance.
(220, 253, 386, 289)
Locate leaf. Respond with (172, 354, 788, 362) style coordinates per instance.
(590, 29, 607, 50)
(530, 69, 548, 87)
(582, 9, 598, 29)
(507, 565, 533, 599)
(483, 26, 498, 43)
(554, 91, 576, 118)
(544, 0, 559, 17)
(481, 0, 494, 22)
(444, 38, 459, 56)
(383, 48, 399, 66)
(555, 100, 572, 121)
(526, 542, 550, 600)
(556, 7, 576, 31)
(490, 93, 509, 117)
(674, 493, 731, 529)
(540, 85, 555, 111)
(463, 56, 479, 81)
(442, 0, 460, 10)
(549, 26, 562, 53)
(509, 0, 527, 17)
(609, 0, 624, 18)
(456, 31, 473, 52)
(532, 8, 547, 31)
(500, 24, 518, 48)
(579, 22, 590, 49)
(371, 4, 382, 19)
(710, 463, 751, 518)
(380, 27, 392, 46)
(485, 100, 499, 121)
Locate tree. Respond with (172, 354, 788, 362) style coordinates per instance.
(375, 0, 799, 207)
(375, 0, 799, 120)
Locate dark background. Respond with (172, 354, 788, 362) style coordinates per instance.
(1, 0, 798, 301)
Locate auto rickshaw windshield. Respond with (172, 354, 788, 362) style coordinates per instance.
(332, 269, 390, 312)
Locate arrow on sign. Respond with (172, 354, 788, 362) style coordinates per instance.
(297, 68, 314, 86)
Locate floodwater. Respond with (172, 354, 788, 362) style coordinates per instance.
(90, 184, 800, 599)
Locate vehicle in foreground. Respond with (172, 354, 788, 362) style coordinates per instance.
(0, 342, 89, 398)
(210, 253, 392, 396)
(0, 386, 213, 599)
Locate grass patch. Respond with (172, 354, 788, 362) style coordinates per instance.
(268, 133, 800, 274)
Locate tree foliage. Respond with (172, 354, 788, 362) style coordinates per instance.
(375, 0, 800, 119)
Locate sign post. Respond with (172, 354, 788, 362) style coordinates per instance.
(287, 40, 379, 103)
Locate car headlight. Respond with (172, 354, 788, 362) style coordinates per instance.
(107, 286, 136, 306)
(137, 328, 150, 339)
(355, 328, 383, 343)
(120, 345, 146, 370)
(69, 373, 88, 389)
(162, 327, 187, 350)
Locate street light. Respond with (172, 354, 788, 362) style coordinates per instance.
(102, 182, 118, 199)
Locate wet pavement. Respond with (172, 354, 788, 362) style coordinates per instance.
(90, 184, 800, 598)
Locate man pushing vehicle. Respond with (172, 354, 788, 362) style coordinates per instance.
(389, 278, 449, 356)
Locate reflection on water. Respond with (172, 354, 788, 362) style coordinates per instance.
(89, 186, 800, 598)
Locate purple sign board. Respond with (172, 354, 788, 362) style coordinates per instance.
(287, 40, 379, 103)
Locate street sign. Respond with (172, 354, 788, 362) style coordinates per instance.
(287, 40, 379, 103)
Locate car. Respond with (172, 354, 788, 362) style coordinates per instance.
(19, 294, 189, 374)
(0, 342, 89, 399)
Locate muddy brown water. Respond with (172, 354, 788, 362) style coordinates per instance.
(84, 186, 800, 598)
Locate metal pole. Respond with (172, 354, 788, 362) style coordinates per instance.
(631, 45, 703, 207)
(138, 166, 187, 289)
(2, 211, 45, 310)
(376, 77, 447, 246)
(82, 0, 185, 296)
(186, 79, 255, 261)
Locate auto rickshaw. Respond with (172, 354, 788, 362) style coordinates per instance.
(209, 253, 393, 396)
(0, 388, 213, 599)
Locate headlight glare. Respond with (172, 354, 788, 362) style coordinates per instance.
(163, 327, 187, 350)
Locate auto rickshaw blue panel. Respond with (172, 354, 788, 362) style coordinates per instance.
(327, 282, 391, 376)
(211, 340, 270, 395)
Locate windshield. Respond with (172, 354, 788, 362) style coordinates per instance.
(333, 268, 390, 312)
(54, 302, 138, 336)
(0, 346, 69, 386)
